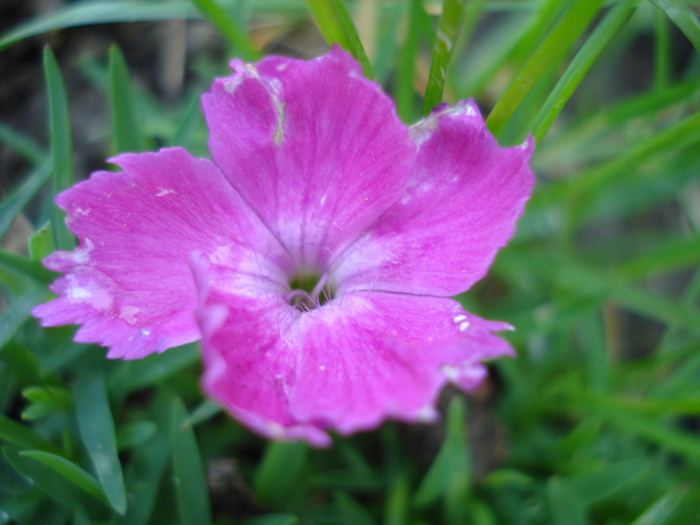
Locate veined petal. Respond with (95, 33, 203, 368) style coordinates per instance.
(201, 46, 415, 272)
(33, 148, 288, 359)
(333, 101, 535, 297)
(195, 252, 513, 443)
(289, 291, 513, 434)
(193, 254, 332, 447)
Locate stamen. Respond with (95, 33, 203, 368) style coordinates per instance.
(309, 271, 329, 302)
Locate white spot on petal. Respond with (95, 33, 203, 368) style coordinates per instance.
(454, 315, 467, 323)
(459, 321, 470, 332)
(276, 63, 288, 71)
(319, 365, 326, 371)
(156, 187, 175, 197)
(120, 305, 141, 325)
(442, 365, 459, 382)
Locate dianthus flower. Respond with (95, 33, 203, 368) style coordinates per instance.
(33, 47, 534, 446)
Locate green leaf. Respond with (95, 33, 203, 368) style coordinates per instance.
(396, 0, 427, 122)
(43, 47, 75, 251)
(486, 0, 606, 138)
(334, 490, 377, 525)
(75, 372, 127, 514)
(113, 391, 173, 525)
(29, 222, 56, 262)
(254, 441, 308, 508)
(0, 414, 66, 456)
(566, 458, 648, 505)
(116, 421, 157, 451)
(108, 342, 199, 395)
(3, 446, 108, 514)
(531, 0, 638, 142)
(179, 399, 222, 429)
(423, 0, 468, 114)
(0, 340, 42, 384)
(615, 235, 700, 281)
(0, 287, 48, 350)
(191, 0, 260, 61)
(171, 395, 212, 525)
(109, 45, 145, 154)
(245, 515, 299, 525)
(631, 486, 687, 525)
(22, 386, 73, 420)
(0, 250, 56, 284)
(414, 396, 471, 507)
(648, 0, 700, 56)
(0, 2, 199, 51)
(0, 160, 51, 241)
(546, 477, 586, 525)
(0, 122, 46, 165)
(18, 450, 110, 506)
(305, 0, 374, 78)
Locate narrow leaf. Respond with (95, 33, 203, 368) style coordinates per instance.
(191, 0, 259, 61)
(305, 0, 374, 78)
(18, 450, 109, 505)
(0, 250, 56, 284)
(649, 0, 700, 55)
(109, 45, 145, 153)
(0, 287, 48, 350)
(43, 47, 75, 251)
(0, 122, 46, 165)
(0, 413, 66, 457)
(531, 0, 638, 142)
(29, 222, 56, 262)
(171, 395, 212, 525)
(0, 160, 51, 241)
(486, 0, 606, 138)
(423, 0, 466, 114)
(254, 441, 308, 508)
(75, 371, 127, 514)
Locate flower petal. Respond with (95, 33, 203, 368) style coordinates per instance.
(196, 250, 512, 444)
(201, 46, 415, 271)
(193, 253, 332, 447)
(289, 291, 513, 434)
(33, 147, 288, 359)
(333, 101, 535, 296)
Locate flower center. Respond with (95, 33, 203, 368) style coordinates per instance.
(286, 271, 334, 311)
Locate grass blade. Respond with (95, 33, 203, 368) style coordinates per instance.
(649, 0, 700, 55)
(0, 250, 56, 284)
(171, 395, 212, 525)
(43, 47, 75, 251)
(75, 371, 127, 514)
(191, 0, 260, 61)
(531, 0, 638, 142)
(18, 450, 110, 505)
(0, 414, 66, 457)
(0, 160, 51, 241)
(254, 441, 308, 508)
(486, 0, 606, 138)
(396, 0, 427, 122)
(109, 45, 145, 154)
(0, 287, 48, 350)
(305, 0, 374, 78)
(0, 122, 45, 165)
(423, 0, 467, 114)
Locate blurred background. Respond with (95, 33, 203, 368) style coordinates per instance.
(1, 1, 700, 524)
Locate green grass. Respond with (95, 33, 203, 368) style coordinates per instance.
(1, 0, 700, 523)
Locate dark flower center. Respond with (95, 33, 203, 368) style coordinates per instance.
(286, 271, 334, 311)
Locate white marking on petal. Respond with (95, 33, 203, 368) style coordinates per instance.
(120, 305, 141, 325)
(265, 421, 286, 439)
(320, 194, 327, 206)
(74, 207, 90, 216)
(156, 187, 175, 197)
(276, 63, 288, 71)
(459, 321, 470, 332)
(453, 315, 467, 323)
(415, 405, 439, 422)
(442, 365, 459, 382)
(141, 329, 151, 336)
(319, 365, 326, 371)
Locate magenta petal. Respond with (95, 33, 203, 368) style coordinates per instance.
(195, 248, 513, 443)
(33, 148, 288, 359)
(201, 46, 416, 270)
(289, 291, 514, 434)
(193, 254, 332, 447)
(334, 101, 535, 297)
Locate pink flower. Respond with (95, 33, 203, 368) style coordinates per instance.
(33, 47, 534, 447)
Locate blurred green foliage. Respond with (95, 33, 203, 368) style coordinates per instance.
(1, 0, 700, 523)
